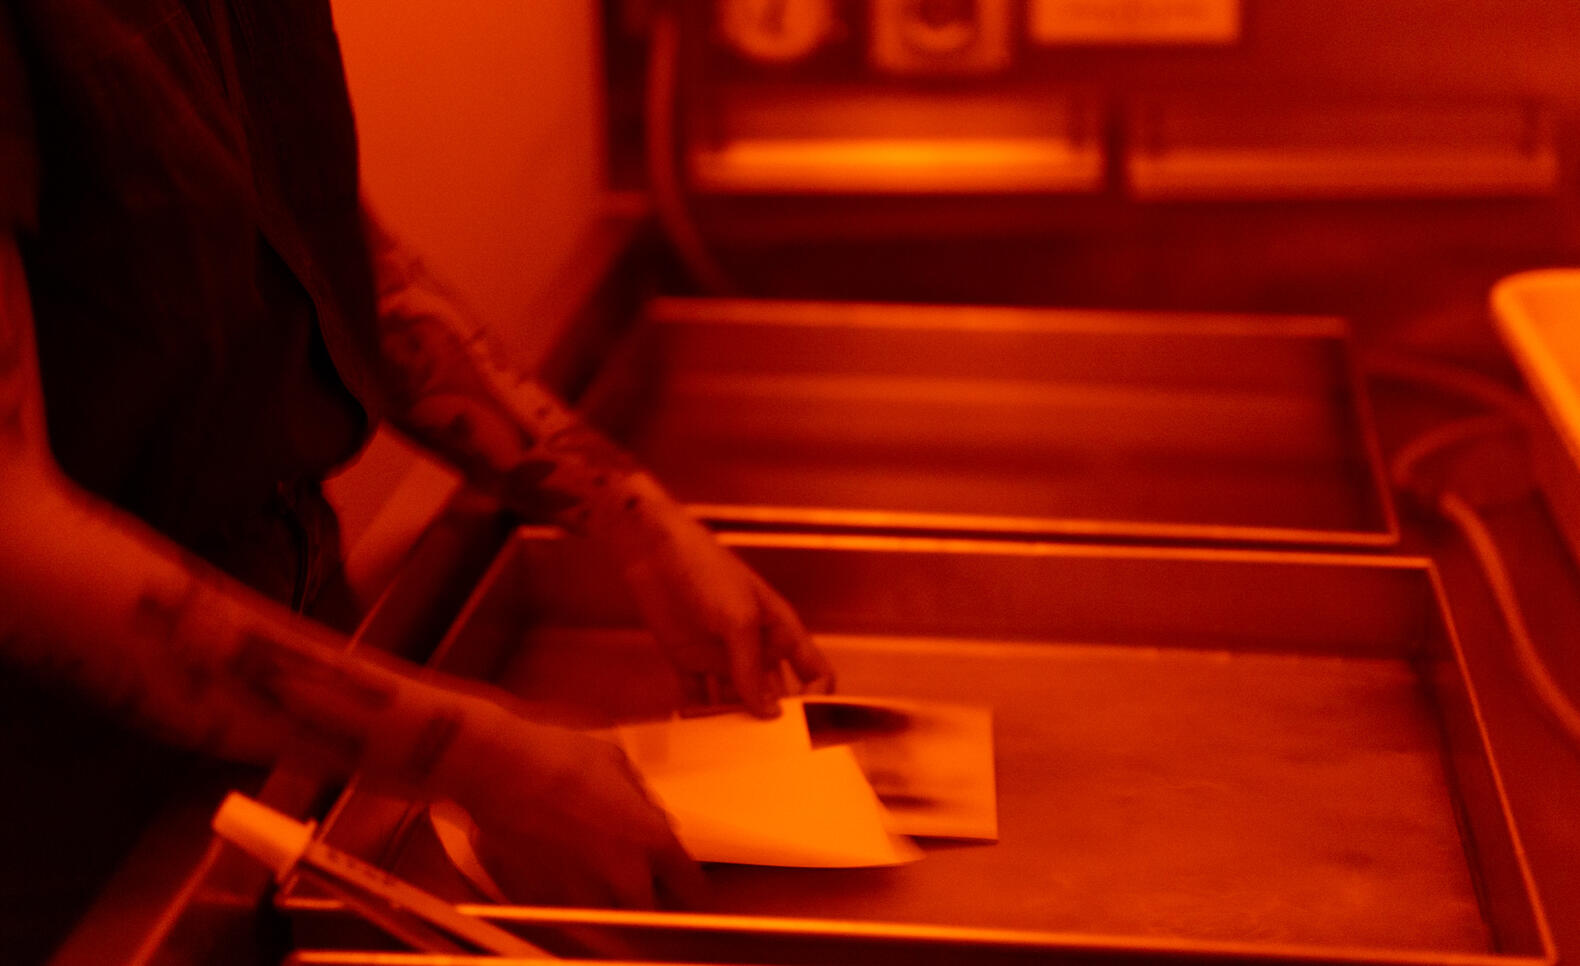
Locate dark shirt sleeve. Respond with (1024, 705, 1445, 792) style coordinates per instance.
(0, 3, 39, 232)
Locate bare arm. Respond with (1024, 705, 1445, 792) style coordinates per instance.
(0, 233, 466, 781)
(0, 235, 696, 907)
(362, 208, 832, 715)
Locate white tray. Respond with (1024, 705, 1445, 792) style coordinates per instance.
(1492, 269, 1580, 566)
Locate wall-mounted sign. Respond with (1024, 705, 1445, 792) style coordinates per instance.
(1030, 0, 1240, 45)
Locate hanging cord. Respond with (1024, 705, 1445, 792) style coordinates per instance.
(1381, 352, 1580, 754)
(644, 4, 735, 295)
(1364, 347, 1538, 420)
(1387, 413, 1513, 490)
(1435, 488, 1580, 750)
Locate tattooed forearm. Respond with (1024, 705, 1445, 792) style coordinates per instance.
(138, 577, 407, 773)
(1, 400, 486, 800)
(405, 389, 589, 525)
(370, 257, 651, 533)
(131, 584, 210, 691)
(543, 425, 639, 475)
(61, 577, 389, 770)
(227, 629, 397, 714)
(4, 552, 460, 786)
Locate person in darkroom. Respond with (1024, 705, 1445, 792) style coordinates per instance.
(0, 1, 833, 958)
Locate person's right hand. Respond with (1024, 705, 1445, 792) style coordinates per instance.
(440, 701, 703, 909)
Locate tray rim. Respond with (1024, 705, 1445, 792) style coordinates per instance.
(281, 894, 1551, 966)
(687, 502, 1400, 547)
(645, 295, 1355, 339)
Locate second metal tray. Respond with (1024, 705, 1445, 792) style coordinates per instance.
(579, 298, 1398, 547)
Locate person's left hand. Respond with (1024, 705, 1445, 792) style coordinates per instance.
(615, 501, 834, 718)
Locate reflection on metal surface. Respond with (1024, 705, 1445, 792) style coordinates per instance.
(578, 298, 1396, 547)
(691, 135, 1105, 194)
(286, 532, 1550, 966)
(1130, 99, 1559, 199)
(688, 87, 1103, 196)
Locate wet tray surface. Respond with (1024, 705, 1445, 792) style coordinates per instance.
(295, 533, 1547, 966)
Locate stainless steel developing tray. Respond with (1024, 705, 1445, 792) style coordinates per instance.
(576, 298, 1397, 548)
(285, 530, 1550, 966)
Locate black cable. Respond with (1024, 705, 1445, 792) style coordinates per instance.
(644, 5, 736, 295)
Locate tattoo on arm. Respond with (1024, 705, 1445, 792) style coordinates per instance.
(124, 578, 403, 774)
(226, 630, 397, 713)
(12, 565, 481, 787)
(373, 287, 650, 531)
(0, 357, 472, 785)
(131, 584, 217, 703)
(543, 425, 639, 475)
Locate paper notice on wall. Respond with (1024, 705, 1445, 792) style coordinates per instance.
(1029, 0, 1240, 45)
